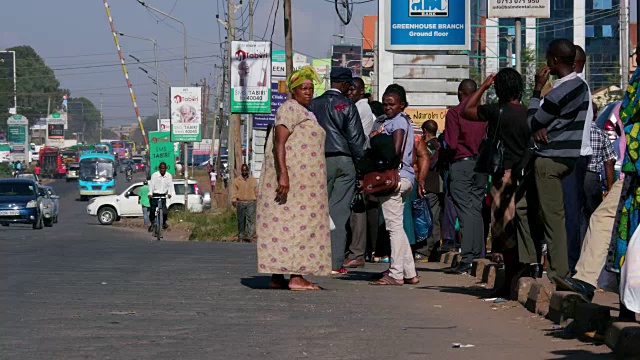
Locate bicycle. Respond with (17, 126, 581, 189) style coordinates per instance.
(151, 194, 168, 241)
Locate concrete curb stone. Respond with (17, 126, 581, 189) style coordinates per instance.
(605, 321, 640, 359)
(471, 258, 491, 278)
(485, 264, 505, 290)
(546, 291, 585, 325)
(524, 279, 556, 316)
(516, 277, 536, 305)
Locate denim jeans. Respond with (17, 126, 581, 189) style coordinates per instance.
(142, 206, 150, 226)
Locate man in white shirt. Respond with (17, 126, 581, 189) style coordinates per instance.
(350, 77, 376, 134)
(148, 162, 176, 230)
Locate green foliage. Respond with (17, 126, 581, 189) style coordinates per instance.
(0, 163, 10, 178)
(68, 96, 102, 143)
(171, 209, 238, 241)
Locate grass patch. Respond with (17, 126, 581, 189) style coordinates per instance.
(0, 163, 11, 178)
(171, 208, 238, 242)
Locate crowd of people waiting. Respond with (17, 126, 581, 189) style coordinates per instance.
(248, 36, 640, 321)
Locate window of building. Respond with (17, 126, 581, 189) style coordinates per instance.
(594, 0, 612, 9)
(586, 25, 595, 37)
(602, 25, 613, 37)
(507, 27, 515, 36)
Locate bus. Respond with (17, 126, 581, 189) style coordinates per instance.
(78, 152, 116, 200)
(111, 140, 127, 160)
(93, 142, 112, 154)
(124, 141, 136, 156)
(39, 147, 67, 178)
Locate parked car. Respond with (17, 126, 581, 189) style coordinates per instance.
(132, 156, 146, 172)
(16, 173, 40, 183)
(86, 180, 204, 225)
(66, 162, 80, 182)
(40, 186, 59, 226)
(0, 178, 44, 229)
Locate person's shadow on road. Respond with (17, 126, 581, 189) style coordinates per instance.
(240, 276, 271, 289)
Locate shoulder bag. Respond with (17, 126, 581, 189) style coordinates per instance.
(363, 117, 410, 196)
(474, 107, 505, 175)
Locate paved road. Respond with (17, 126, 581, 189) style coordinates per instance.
(1, 175, 614, 359)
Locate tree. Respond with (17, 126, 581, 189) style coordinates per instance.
(67, 97, 102, 143)
(129, 115, 157, 144)
(0, 46, 65, 128)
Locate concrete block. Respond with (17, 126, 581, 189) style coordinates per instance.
(485, 264, 505, 290)
(442, 252, 456, 264)
(605, 321, 640, 358)
(439, 252, 448, 263)
(471, 259, 491, 278)
(524, 279, 556, 316)
(572, 303, 612, 335)
(516, 277, 536, 305)
(450, 253, 462, 267)
(546, 291, 585, 325)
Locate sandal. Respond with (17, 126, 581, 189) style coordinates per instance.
(289, 284, 322, 291)
(370, 274, 403, 286)
(404, 276, 420, 285)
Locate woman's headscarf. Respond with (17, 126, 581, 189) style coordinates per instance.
(287, 65, 321, 91)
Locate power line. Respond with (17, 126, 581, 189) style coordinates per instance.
(270, 0, 280, 41)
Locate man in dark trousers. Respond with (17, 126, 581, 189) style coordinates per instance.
(309, 68, 366, 274)
(444, 79, 489, 274)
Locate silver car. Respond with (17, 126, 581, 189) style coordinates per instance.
(39, 186, 59, 227)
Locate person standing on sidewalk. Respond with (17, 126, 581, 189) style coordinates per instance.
(526, 38, 590, 283)
(232, 164, 257, 242)
(138, 180, 151, 228)
(309, 67, 366, 275)
(444, 79, 489, 275)
(413, 120, 443, 262)
(344, 77, 376, 268)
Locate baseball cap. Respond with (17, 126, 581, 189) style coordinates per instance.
(330, 67, 353, 84)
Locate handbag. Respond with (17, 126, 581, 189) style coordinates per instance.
(412, 196, 433, 242)
(475, 107, 505, 175)
(363, 117, 410, 196)
(351, 191, 366, 213)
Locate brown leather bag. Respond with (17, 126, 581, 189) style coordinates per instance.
(363, 119, 410, 196)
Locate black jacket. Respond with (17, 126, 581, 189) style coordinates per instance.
(309, 90, 366, 173)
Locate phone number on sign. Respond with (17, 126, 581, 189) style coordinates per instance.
(174, 125, 199, 134)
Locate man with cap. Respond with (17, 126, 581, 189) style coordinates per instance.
(309, 67, 367, 275)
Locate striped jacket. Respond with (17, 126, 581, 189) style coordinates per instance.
(527, 73, 590, 158)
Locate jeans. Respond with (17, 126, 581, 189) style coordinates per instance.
(142, 206, 150, 226)
(236, 201, 256, 240)
(326, 156, 356, 270)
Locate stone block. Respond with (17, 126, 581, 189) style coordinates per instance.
(471, 259, 491, 278)
(572, 303, 612, 335)
(442, 252, 456, 264)
(516, 277, 536, 305)
(524, 279, 556, 316)
(450, 253, 462, 267)
(439, 252, 448, 263)
(546, 291, 585, 325)
(485, 264, 505, 290)
(605, 321, 640, 358)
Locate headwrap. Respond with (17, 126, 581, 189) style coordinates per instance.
(287, 65, 321, 91)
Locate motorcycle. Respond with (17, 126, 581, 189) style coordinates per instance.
(125, 168, 133, 182)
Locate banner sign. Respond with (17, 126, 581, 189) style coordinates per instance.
(159, 118, 170, 132)
(170, 87, 202, 142)
(404, 107, 448, 130)
(252, 82, 287, 129)
(7, 114, 28, 162)
(487, 0, 551, 18)
(386, 0, 470, 51)
(148, 131, 176, 175)
(231, 41, 272, 114)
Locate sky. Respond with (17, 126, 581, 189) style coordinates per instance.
(0, 0, 377, 127)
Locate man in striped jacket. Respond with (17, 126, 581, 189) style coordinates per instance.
(520, 38, 590, 283)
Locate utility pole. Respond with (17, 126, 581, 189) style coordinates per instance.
(211, 73, 222, 167)
(284, 0, 293, 85)
(216, 67, 227, 176)
(100, 93, 104, 141)
(505, 36, 514, 68)
(247, 0, 254, 170)
(515, 17, 522, 74)
(620, 0, 630, 88)
(228, 0, 243, 201)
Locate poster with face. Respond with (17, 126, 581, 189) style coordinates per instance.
(170, 87, 202, 142)
(230, 41, 272, 114)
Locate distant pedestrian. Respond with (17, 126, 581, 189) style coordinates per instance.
(209, 170, 217, 192)
(232, 164, 257, 242)
(34, 163, 41, 182)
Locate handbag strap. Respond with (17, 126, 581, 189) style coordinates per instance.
(491, 106, 504, 145)
(398, 115, 411, 169)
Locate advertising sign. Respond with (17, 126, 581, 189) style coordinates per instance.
(386, 0, 470, 51)
(47, 124, 64, 139)
(7, 114, 28, 162)
(404, 107, 448, 130)
(159, 118, 170, 132)
(230, 41, 272, 114)
(252, 82, 287, 129)
(487, 0, 550, 18)
(332, 45, 362, 76)
(272, 50, 309, 78)
(170, 87, 202, 142)
(148, 131, 176, 175)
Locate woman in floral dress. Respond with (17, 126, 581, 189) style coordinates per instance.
(256, 66, 331, 290)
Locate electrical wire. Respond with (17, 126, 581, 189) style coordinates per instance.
(262, 0, 277, 41)
(270, 0, 280, 41)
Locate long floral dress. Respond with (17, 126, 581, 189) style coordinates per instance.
(256, 99, 332, 276)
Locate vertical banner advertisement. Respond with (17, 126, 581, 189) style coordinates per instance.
(7, 114, 28, 162)
(45, 112, 66, 147)
(386, 0, 470, 51)
(170, 87, 202, 142)
(148, 131, 176, 175)
(231, 41, 272, 114)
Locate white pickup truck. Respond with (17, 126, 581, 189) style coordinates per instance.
(86, 180, 204, 225)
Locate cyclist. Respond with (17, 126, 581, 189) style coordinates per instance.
(148, 162, 175, 231)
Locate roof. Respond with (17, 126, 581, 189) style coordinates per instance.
(0, 178, 38, 185)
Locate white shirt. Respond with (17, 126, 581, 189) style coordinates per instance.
(148, 171, 176, 196)
(542, 72, 593, 156)
(356, 98, 375, 137)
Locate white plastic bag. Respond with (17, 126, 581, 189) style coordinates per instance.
(329, 215, 336, 230)
(621, 226, 640, 312)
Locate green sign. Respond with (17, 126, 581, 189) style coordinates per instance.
(12, 115, 23, 120)
(149, 131, 176, 175)
(51, 112, 61, 118)
(7, 126, 26, 143)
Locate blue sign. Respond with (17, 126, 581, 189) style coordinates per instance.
(386, 0, 470, 51)
(253, 82, 286, 129)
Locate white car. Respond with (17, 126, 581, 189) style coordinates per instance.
(86, 180, 204, 225)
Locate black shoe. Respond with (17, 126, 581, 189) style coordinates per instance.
(445, 262, 472, 275)
(438, 241, 455, 253)
(553, 277, 595, 303)
(527, 263, 543, 278)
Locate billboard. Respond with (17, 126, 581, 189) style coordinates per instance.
(487, 0, 550, 18)
(159, 118, 170, 132)
(230, 41, 272, 114)
(47, 124, 64, 139)
(7, 114, 28, 162)
(148, 131, 176, 175)
(386, 0, 470, 51)
(253, 82, 287, 129)
(332, 45, 362, 76)
(272, 50, 309, 78)
(170, 87, 202, 142)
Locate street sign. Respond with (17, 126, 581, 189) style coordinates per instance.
(148, 131, 176, 175)
(487, 0, 551, 18)
(170, 87, 202, 142)
(6, 114, 28, 162)
(230, 41, 272, 114)
(385, 0, 470, 51)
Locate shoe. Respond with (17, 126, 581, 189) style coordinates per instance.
(162, 224, 169, 230)
(438, 241, 455, 253)
(343, 258, 365, 268)
(553, 277, 595, 303)
(444, 262, 472, 275)
(527, 263, 543, 278)
(379, 256, 390, 263)
(148, 225, 153, 233)
(414, 253, 429, 262)
(331, 267, 348, 275)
